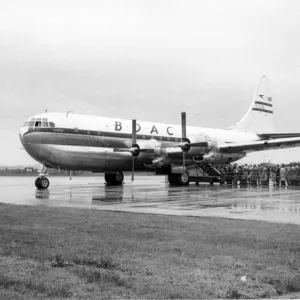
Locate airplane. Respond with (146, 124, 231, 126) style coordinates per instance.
(19, 76, 300, 189)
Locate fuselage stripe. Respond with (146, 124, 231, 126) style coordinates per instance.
(24, 127, 183, 142)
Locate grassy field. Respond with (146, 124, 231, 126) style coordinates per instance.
(0, 203, 300, 299)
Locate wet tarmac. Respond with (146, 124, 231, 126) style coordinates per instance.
(1, 175, 300, 224)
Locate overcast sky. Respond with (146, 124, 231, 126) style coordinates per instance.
(1, 0, 300, 166)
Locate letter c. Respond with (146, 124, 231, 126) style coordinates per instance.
(167, 127, 173, 136)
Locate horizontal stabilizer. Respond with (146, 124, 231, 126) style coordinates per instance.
(220, 137, 300, 153)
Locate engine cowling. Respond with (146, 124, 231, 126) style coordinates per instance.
(136, 139, 162, 161)
(186, 135, 218, 157)
(193, 152, 246, 164)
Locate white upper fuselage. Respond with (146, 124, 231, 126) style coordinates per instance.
(20, 112, 259, 144)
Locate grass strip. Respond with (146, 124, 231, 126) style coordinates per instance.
(0, 203, 300, 299)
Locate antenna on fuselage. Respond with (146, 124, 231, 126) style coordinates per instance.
(66, 111, 70, 117)
(45, 109, 48, 113)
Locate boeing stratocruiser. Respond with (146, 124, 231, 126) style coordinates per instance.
(19, 76, 300, 189)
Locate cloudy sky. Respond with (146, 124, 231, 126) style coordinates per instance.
(0, 0, 300, 166)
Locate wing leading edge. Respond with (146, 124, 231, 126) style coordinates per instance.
(219, 137, 300, 154)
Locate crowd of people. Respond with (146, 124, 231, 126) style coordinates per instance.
(215, 163, 300, 186)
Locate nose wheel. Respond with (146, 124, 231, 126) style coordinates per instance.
(35, 176, 50, 189)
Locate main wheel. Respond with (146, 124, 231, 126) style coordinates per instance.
(35, 176, 50, 189)
(105, 172, 124, 185)
(115, 171, 124, 184)
(168, 173, 189, 186)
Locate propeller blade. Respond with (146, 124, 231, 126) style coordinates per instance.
(113, 148, 131, 152)
(181, 112, 187, 173)
(131, 157, 135, 181)
(139, 149, 155, 153)
(181, 112, 186, 140)
(131, 119, 137, 182)
(188, 142, 209, 147)
(132, 119, 137, 145)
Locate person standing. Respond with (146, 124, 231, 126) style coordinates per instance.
(260, 165, 268, 185)
(276, 164, 280, 185)
(279, 164, 288, 187)
(290, 164, 296, 186)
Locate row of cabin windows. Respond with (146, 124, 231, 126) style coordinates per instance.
(23, 118, 55, 128)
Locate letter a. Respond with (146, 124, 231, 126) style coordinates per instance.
(150, 125, 158, 134)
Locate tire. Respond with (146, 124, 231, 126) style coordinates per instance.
(35, 176, 50, 189)
(168, 173, 189, 186)
(105, 172, 124, 185)
(35, 177, 41, 189)
(115, 171, 124, 185)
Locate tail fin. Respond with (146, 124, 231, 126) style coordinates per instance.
(228, 76, 274, 133)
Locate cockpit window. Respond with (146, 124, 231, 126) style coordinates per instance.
(28, 119, 35, 126)
(41, 118, 49, 127)
(49, 122, 55, 128)
(25, 118, 50, 128)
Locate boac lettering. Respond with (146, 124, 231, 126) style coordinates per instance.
(115, 121, 122, 131)
(150, 125, 158, 134)
(167, 127, 173, 136)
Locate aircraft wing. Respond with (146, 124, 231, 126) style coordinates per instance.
(258, 133, 300, 139)
(219, 137, 300, 153)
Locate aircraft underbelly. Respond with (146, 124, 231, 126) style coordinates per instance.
(22, 143, 150, 172)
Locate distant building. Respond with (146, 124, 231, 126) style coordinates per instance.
(24, 167, 34, 173)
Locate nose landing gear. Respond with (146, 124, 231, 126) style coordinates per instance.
(35, 165, 50, 189)
(35, 176, 50, 189)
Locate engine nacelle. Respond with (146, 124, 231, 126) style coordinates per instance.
(187, 135, 218, 157)
(136, 139, 162, 161)
(193, 152, 246, 164)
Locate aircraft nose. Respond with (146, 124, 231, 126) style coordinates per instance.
(19, 127, 29, 146)
(19, 127, 28, 137)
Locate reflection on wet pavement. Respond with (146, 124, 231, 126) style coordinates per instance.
(1, 176, 300, 224)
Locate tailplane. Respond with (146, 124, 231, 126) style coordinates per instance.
(228, 76, 274, 133)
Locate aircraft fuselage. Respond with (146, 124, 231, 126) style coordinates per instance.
(19, 112, 258, 172)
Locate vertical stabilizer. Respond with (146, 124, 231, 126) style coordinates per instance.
(228, 76, 274, 133)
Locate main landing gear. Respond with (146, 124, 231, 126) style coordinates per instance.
(168, 173, 189, 186)
(105, 171, 124, 186)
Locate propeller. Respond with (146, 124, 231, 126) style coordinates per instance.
(113, 120, 155, 182)
(178, 112, 209, 152)
(179, 112, 209, 174)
